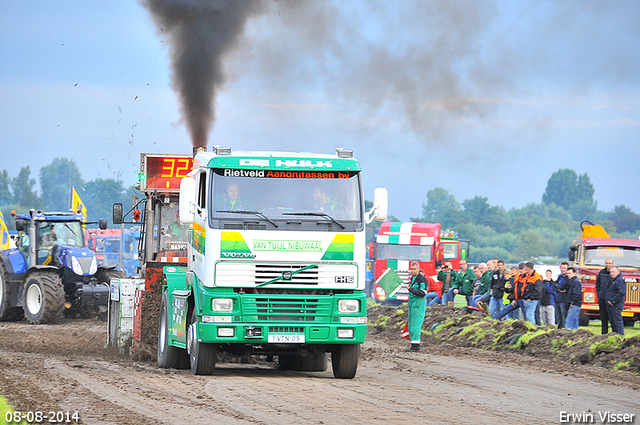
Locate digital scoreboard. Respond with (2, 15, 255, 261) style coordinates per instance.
(139, 153, 193, 192)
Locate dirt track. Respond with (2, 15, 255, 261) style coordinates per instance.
(1, 318, 639, 425)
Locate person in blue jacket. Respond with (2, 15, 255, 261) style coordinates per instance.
(565, 267, 582, 330)
(606, 266, 627, 335)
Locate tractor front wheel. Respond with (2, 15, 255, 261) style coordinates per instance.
(23, 272, 64, 324)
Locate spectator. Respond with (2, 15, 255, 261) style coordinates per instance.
(596, 258, 614, 334)
(554, 262, 570, 328)
(606, 266, 626, 335)
(540, 270, 556, 326)
(437, 261, 458, 306)
(472, 262, 491, 310)
(521, 262, 543, 325)
(565, 267, 582, 330)
(493, 266, 524, 321)
(488, 260, 507, 318)
(447, 259, 475, 307)
(424, 272, 442, 307)
(505, 266, 522, 320)
(471, 265, 482, 296)
(407, 261, 428, 351)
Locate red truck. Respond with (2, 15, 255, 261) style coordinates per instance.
(367, 222, 469, 303)
(569, 221, 640, 326)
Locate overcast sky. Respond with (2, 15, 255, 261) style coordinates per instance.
(1, 1, 639, 221)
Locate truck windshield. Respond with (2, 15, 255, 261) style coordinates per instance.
(584, 246, 640, 268)
(377, 244, 432, 261)
(210, 169, 363, 225)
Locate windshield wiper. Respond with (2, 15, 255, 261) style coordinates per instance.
(217, 210, 279, 228)
(63, 222, 77, 236)
(282, 212, 345, 229)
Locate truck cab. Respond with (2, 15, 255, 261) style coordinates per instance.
(569, 221, 640, 325)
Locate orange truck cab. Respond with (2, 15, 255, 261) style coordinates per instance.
(569, 221, 640, 326)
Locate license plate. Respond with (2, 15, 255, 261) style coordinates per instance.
(622, 311, 634, 317)
(268, 334, 305, 343)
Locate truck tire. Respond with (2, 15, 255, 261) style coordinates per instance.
(279, 353, 328, 372)
(578, 310, 590, 327)
(331, 344, 360, 379)
(0, 262, 23, 321)
(158, 291, 189, 369)
(23, 271, 64, 324)
(187, 310, 217, 375)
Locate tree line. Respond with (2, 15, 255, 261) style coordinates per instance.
(3, 161, 639, 263)
(372, 168, 640, 263)
(0, 158, 134, 228)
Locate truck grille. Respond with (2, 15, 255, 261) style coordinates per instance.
(627, 282, 640, 304)
(215, 263, 358, 289)
(255, 264, 318, 285)
(242, 296, 332, 322)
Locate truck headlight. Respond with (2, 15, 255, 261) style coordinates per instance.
(584, 292, 595, 303)
(338, 299, 359, 313)
(71, 256, 83, 275)
(212, 298, 233, 312)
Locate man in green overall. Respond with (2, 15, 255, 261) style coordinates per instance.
(407, 261, 428, 351)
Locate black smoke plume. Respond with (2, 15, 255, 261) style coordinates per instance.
(142, 0, 264, 148)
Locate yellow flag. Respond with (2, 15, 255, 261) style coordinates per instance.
(71, 187, 87, 222)
(0, 211, 10, 250)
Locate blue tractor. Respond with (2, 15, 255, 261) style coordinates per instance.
(0, 210, 125, 324)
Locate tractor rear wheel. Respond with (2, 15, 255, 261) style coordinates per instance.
(158, 291, 189, 369)
(0, 262, 23, 321)
(187, 310, 217, 375)
(23, 271, 64, 324)
(331, 344, 360, 379)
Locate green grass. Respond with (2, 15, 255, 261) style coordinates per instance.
(0, 394, 28, 425)
(613, 360, 632, 371)
(589, 334, 626, 356)
(580, 320, 640, 337)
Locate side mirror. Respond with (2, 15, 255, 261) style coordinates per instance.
(179, 177, 196, 224)
(113, 203, 123, 225)
(568, 245, 577, 262)
(15, 219, 25, 232)
(99, 218, 108, 230)
(364, 188, 388, 224)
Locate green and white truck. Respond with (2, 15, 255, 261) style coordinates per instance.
(158, 147, 387, 378)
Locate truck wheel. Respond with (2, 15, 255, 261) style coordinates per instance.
(578, 310, 590, 327)
(187, 310, 217, 375)
(331, 344, 360, 379)
(158, 291, 189, 369)
(0, 262, 23, 321)
(23, 272, 64, 324)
